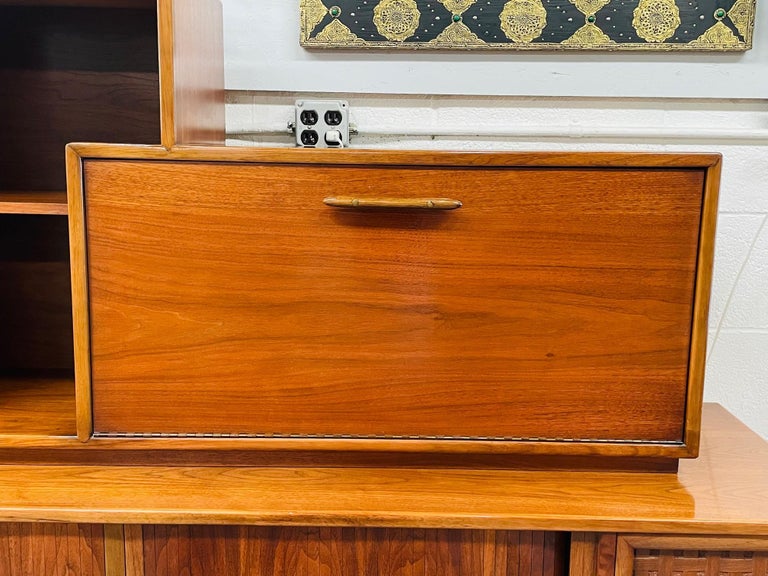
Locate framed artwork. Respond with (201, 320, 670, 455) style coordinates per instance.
(300, 0, 755, 50)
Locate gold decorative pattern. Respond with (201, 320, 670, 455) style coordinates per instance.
(500, 0, 548, 43)
(689, 21, 740, 47)
(728, 0, 754, 40)
(438, 0, 478, 14)
(632, 0, 681, 42)
(373, 0, 421, 42)
(569, 0, 611, 17)
(301, 0, 329, 36)
(315, 19, 367, 45)
(562, 23, 615, 45)
(428, 21, 486, 46)
(299, 0, 753, 50)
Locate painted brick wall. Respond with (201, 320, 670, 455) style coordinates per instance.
(226, 93, 768, 440)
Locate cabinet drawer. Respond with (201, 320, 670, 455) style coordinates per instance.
(71, 149, 719, 458)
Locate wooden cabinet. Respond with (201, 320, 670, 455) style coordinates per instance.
(1, 405, 767, 575)
(0, 523, 107, 576)
(0, 0, 224, 446)
(66, 147, 719, 464)
(135, 526, 567, 576)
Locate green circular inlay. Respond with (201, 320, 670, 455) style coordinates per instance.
(714, 8, 726, 18)
(587, 14, 596, 22)
(330, 6, 341, 17)
(453, 14, 462, 22)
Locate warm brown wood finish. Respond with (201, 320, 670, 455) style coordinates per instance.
(0, 3, 161, 192)
(73, 147, 718, 458)
(569, 533, 617, 576)
(158, 0, 225, 147)
(0, 523, 106, 576)
(135, 526, 566, 576)
(0, 375, 75, 436)
(0, 1, 225, 448)
(0, 405, 765, 534)
(0, 192, 68, 215)
(616, 535, 768, 576)
(0, 215, 73, 374)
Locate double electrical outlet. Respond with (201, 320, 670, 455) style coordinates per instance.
(295, 100, 349, 148)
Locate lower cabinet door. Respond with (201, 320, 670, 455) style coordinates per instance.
(0, 523, 106, 576)
(134, 526, 568, 576)
(81, 156, 709, 449)
(617, 535, 768, 576)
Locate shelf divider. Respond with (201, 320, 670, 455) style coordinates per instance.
(0, 192, 68, 215)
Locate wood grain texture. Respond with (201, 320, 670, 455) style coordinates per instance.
(0, 1, 154, 7)
(67, 143, 723, 168)
(0, 523, 105, 576)
(621, 535, 768, 551)
(67, 144, 93, 442)
(683, 157, 721, 457)
(0, 406, 765, 533)
(0, 375, 75, 436)
(104, 524, 127, 576)
(83, 158, 704, 444)
(632, 549, 768, 576)
(0, 69, 159, 192)
(138, 526, 566, 576)
(0, 192, 68, 215)
(158, 0, 225, 147)
(568, 533, 617, 576)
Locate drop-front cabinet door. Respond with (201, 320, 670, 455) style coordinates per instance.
(80, 154, 712, 447)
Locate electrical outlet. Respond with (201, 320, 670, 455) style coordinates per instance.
(295, 100, 349, 148)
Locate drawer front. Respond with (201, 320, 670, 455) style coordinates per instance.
(83, 159, 705, 443)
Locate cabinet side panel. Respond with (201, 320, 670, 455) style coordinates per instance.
(160, 0, 225, 147)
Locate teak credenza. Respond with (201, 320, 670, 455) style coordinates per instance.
(0, 404, 767, 575)
(2, 0, 768, 575)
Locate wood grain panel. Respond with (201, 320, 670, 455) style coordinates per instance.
(159, 0, 225, 146)
(84, 160, 704, 443)
(0, 375, 75, 436)
(0, 523, 105, 576)
(0, 69, 159, 192)
(139, 526, 567, 576)
(0, 406, 766, 532)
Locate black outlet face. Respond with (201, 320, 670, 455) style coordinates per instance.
(300, 130, 319, 146)
(324, 110, 343, 126)
(300, 110, 319, 126)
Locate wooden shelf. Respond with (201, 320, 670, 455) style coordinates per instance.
(0, 374, 75, 436)
(0, 192, 68, 215)
(0, 405, 766, 534)
(0, 1, 155, 7)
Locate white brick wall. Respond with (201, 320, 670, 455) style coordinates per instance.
(226, 93, 768, 439)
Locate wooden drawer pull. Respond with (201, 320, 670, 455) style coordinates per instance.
(323, 196, 462, 210)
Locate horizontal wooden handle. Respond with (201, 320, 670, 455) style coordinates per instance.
(323, 196, 462, 210)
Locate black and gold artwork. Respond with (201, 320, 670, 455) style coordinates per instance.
(300, 0, 755, 50)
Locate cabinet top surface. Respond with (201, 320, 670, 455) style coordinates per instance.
(0, 404, 766, 533)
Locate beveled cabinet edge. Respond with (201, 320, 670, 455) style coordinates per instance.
(67, 145, 94, 442)
(66, 143, 722, 460)
(615, 534, 768, 576)
(683, 158, 722, 457)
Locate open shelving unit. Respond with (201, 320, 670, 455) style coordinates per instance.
(0, 0, 224, 446)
